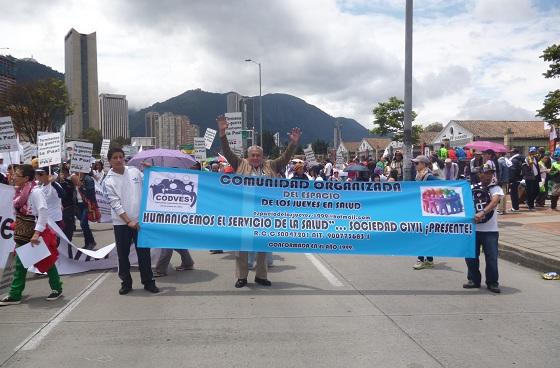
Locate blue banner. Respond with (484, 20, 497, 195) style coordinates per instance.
(138, 167, 475, 257)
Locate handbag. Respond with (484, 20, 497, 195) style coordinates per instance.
(85, 198, 101, 222)
(80, 188, 101, 222)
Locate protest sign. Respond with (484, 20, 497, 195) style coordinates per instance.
(38, 132, 61, 166)
(95, 181, 112, 223)
(304, 145, 318, 167)
(100, 139, 110, 159)
(69, 141, 94, 173)
(335, 152, 344, 170)
(204, 128, 217, 150)
(22, 142, 35, 163)
(123, 145, 138, 157)
(0, 184, 15, 292)
(15, 239, 50, 268)
(138, 167, 476, 257)
(0, 116, 18, 153)
(194, 137, 206, 161)
(225, 112, 243, 156)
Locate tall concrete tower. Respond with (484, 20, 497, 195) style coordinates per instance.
(64, 28, 100, 138)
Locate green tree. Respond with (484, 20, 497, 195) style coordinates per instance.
(311, 139, 329, 155)
(80, 128, 103, 154)
(110, 136, 131, 148)
(423, 122, 443, 132)
(537, 44, 560, 127)
(0, 78, 72, 143)
(370, 96, 421, 144)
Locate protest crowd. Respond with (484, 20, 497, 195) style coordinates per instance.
(1, 115, 560, 306)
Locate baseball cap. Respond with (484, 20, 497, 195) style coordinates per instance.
(529, 146, 537, 153)
(411, 155, 430, 164)
(445, 158, 452, 163)
(35, 166, 50, 174)
(480, 163, 496, 173)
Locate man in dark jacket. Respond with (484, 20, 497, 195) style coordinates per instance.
(508, 149, 524, 212)
(522, 147, 541, 211)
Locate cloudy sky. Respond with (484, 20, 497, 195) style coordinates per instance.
(2, 0, 559, 128)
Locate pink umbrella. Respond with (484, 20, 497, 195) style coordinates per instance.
(464, 141, 509, 153)
(127, 149, 197, 169)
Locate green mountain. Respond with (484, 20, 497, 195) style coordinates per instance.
(129, 89, 374, 148)
(14, 57, 64, 83)
(11, 58, 376, 147)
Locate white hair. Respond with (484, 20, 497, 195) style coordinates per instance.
(247, 145, 263, 155)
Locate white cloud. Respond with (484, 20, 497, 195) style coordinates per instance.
(457, 97, 535, 120)
(1, 0, 558, 129)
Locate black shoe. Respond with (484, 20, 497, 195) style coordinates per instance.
(462, 280, 481, 289)
(210, 250, 223, 254)
(487, 284, 501, 293)
(119, 285, 132, 295)
(235, 278, 247, 288)
(0, 296, 21, 306)
(144, 283, 160, 293)
(254, 277, 272, 286)
(46, 290, 63, 301)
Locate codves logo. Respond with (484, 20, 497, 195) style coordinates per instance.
(150, 177, 197, 208)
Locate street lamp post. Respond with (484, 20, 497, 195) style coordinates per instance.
(245, 59, 263, 147)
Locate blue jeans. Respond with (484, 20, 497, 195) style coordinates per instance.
(77, 202, 95, 247)
(466, 231, 499, 286)
(248, 252, 273, 267)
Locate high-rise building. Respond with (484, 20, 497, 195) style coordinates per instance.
(64, 28, 100, 138)
(146, 112, 200, 149)
(158, 112, 178, 149)
(227, 92, 242, 113)
(99, 94, 129, 140)
(145, 111, 159, 137)
(0, 55, 16, 113)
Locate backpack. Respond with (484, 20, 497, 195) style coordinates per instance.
(471, 183, 498, 223)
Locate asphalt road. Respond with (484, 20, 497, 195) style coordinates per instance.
(1, 224, 560, 368)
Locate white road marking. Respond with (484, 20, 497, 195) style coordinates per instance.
(15, 271, 110, 351)
(305, 253, 344, 287)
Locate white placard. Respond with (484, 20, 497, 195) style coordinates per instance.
(304, 145, 318, 166)
(0, 117, 18, 153)
(60, 124, 66, 160)
(94, 180, 112, 223)
(123, 145, 138, 157)
(22, 142, 34, 163)
(69, 141, 94, 173)
(100, 139, 110, 159)
(38, 132, 62, 166)
(194, 137, 206, 161)
(15, 238, 51, 268)
(0, 184, 15, 278)
(204, 128, 217, 150)
(225, 112, 243, 156)
(336, 152, 344, 170)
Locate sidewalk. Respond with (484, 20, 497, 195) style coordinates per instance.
(498, 204, 560, 272)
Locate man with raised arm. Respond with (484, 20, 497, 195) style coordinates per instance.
(217, 115, 301, 288)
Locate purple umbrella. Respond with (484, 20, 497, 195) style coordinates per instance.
(127, 149, 197, 169)
(464, 141, 509, 153)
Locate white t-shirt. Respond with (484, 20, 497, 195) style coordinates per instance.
(324, 162, 333, 177)
(39, 183, 63, 222)
(26, 187, 49, 232)
(103, 166, 144, 225)
(476, 185, 504, 232)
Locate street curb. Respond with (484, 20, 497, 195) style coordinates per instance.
(499, 241, 560, 273)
